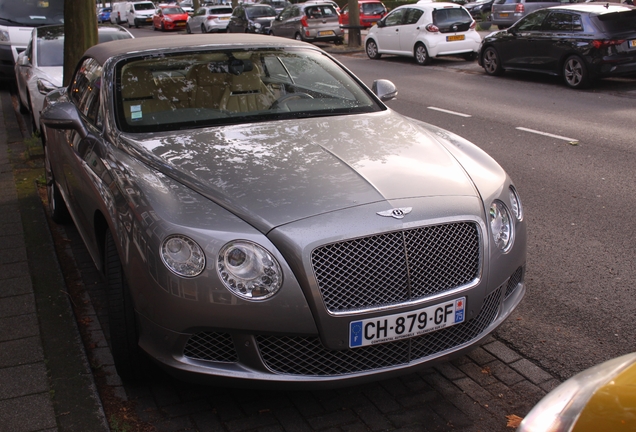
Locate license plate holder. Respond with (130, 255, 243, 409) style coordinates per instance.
(349, 297, 466, 348)
(499, 13, 509, 17)
(318, 30, 334, 36)
(447, 35, 465, 42)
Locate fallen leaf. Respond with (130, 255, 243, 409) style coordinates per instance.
(481, 366, 491, 375)
(506, 414, 523, 428)
(569, 141, 579, 146)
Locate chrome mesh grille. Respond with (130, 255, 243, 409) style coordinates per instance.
(257, 287, 502, 376)
(183, 332, 238, 363)
(504, 266, 523, 299)
(311, 222, 480, 313)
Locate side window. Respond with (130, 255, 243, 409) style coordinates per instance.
(385, 9, 405, 26)
(515, 9, 549, 31)
(404, 8, 423, 25)
(69, 58, 103, 127)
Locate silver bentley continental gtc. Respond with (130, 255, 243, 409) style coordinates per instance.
(40, 35, 526, 387)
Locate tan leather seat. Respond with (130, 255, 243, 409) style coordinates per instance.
(219, 65, 275, 113)
(186, 64, 231, 110)
(121, 67, 173, 122)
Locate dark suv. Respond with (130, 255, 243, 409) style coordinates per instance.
(227, 4, 277, 34)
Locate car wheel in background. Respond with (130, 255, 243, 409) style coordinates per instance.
(463, 52, 477, 61)
(366, 39, 381, 59)
(105, 230, 147, 381)
(154, 23, 158, 31)
(563, 55, 590, 89)
(186, 23, 191, 33)
(201, 23, 207, 33)
(334, 37, 343, 45)
(414, 43, 431, 65)
(161, 22, 166, 32)
(44, 145, 71, 224)
(294, 32, 303, 41)
(482, 46, 503, 76)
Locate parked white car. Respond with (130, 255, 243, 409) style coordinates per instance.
(14, 25, 133, 132)
(365, 2, 481, 65)
(187, 5, 234, 33)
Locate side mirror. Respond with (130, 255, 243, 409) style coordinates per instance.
(40, 102, 89, 140)
(18, 55, 30, 66)
(377, 19, 385, 28)
(372, 79, 397, 102)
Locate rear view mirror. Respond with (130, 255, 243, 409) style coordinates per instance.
(41, 102, 89, 140)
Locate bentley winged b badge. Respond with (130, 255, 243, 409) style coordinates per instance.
(376, 207, 413, 219)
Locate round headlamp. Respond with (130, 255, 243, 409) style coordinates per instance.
(160, 235, 206, 277)
(489, 200, 513, 251)
(217, 240, 283, 300)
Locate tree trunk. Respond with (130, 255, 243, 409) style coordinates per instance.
(347, 0, 361, 48)
(63, 0, 98, 86)
(193, 0, 201, 10)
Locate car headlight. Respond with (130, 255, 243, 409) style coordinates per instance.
(160, 235, 206, 277)
(165, 16, 173, 21)
(489, 200, 513, 251)
(217, 240, 283, 300)
(252, 22, 261, 29)
(37, 78, 59, 95)
(509, 186, 523, 221)
(0, 30, 9, 42)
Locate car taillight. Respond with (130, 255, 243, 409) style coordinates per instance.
(425, 23, 439, 33)
(592, 39, 625, 49)
(469, 20, 476, 29)
(206, 15, 218, 20)
(515, 3, 524, 13)
(301, 16, 308, 27)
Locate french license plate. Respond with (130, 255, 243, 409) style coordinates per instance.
(447, 35, 465, 42)
(630, 40, 636, 48)
(349, 297, 466, 348)
(499, 13, 509, 17)
(319, 30, 334, 36)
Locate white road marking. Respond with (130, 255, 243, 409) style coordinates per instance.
(516, 127, 578, 143)
(427, 107, 472, 118)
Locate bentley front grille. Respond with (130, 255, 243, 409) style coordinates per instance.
(504, 266, 523, 299)
(257, 286, 502, 376)
(311, 222, 480, 313)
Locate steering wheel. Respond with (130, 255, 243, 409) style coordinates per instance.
(270, 92, 314, 110)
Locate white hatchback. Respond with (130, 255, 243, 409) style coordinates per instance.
(365, 2, 481, 65)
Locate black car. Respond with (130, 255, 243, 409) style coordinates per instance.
(227, 4, 277, 34)
(478, 4, 636, 89)
(464, 0, 494, 19)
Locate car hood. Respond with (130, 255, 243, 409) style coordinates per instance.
(124, 110, 478, 232)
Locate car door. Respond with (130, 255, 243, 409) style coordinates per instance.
(398, 7, 424, 54)
(375, 8, 406, 53)
(499, 9, 549, 69)
(273, 6, 294, 38)
(228, 6, 244, 32)
(190, 7, 206, 31)
(533, 11, 584, 73)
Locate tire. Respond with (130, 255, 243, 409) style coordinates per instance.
(153, 23, 158, 31)
(414, 43, 431, 66)
(161, 22, 165, 32)
(44, 145, 71, 224)
(366, 39, 381, 59)
(482, 46, 503, 76)
(463, 52, 477, 61)
(294, 32, 303, 41)
(186, 23, 191, 34)
(201, 23, 207, 33)
(563, 55, 590, 89)
(105, 230, 148, 382)
(128, 20, 132, 28)
(334, 37, 343, 45)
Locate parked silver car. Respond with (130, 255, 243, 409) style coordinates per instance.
(14, 24, 133, 132)
(187, 5, 233, 33)
(490, 0, 562, 28)
(40, 34, 527, 387)
(271, 2, 344, 43)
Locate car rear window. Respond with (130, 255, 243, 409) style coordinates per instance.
(433, 8, 472, 26)
(494, 0, 519, 5)
(362, 3, 386, 15)
(210, 7, 233, 14)
(595, 9, 636, 32)
(305, 5, 338, 18)
(133, 2, 155, 10)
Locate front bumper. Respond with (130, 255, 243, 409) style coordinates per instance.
(139, 272, 525, 388)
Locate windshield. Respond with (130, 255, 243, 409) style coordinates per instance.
(246, 6, 277, 18)
(0, 0, 64, 26)
(162, 7, 184, 14)
(133, 3, 155, 10)
(362, 3, 386, 15)
(115, 48, 383, 133)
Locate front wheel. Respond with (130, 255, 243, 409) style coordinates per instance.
(463, 52, 477, 61)
(563, 55, 590, 89)
(105, 230, 148, 381)
(161, 22, 165, 32)
(366, 39, 381, 59)
(482, 46, 503, 76)
(201, 23, 207, 33)
(414, 43, 431, 66)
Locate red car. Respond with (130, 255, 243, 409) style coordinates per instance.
(153, 5, 189, 31)
(339, 0, 387, 28)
